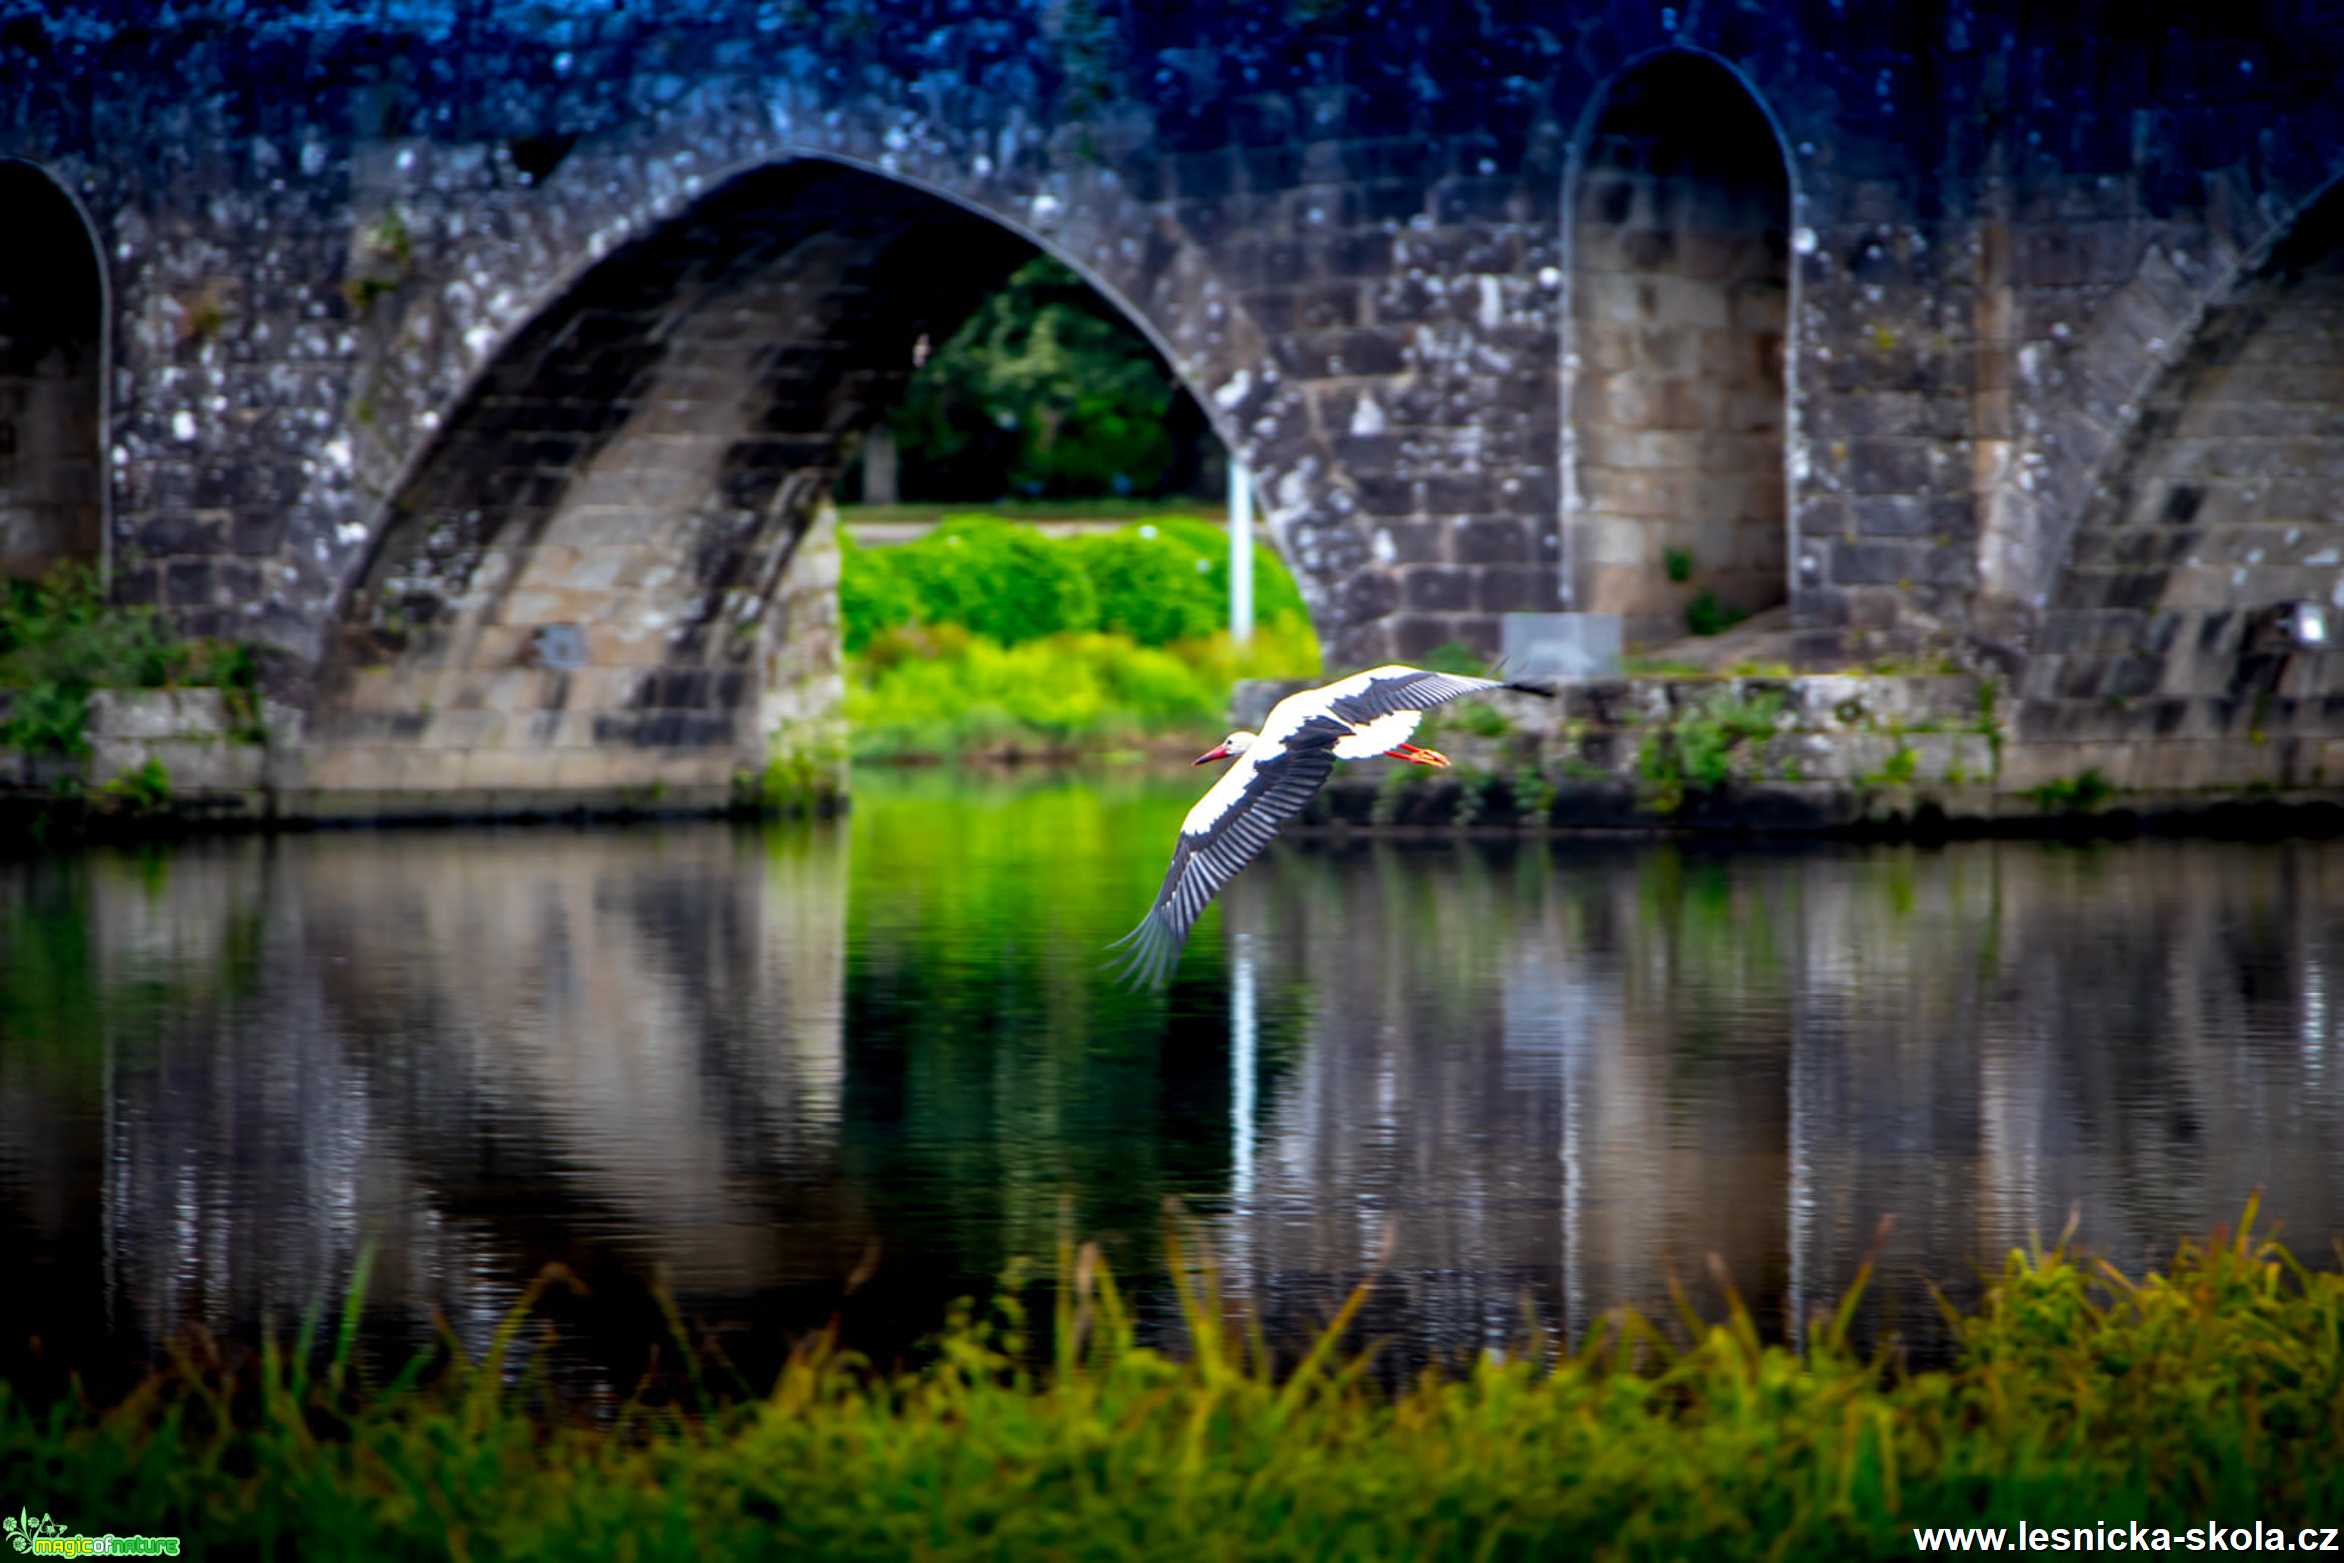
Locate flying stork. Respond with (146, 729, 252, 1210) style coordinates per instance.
(1112, 664, 1551, 988)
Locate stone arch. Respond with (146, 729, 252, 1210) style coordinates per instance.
(0, 159, 106, 580)
(310, 155, 1277, 795)
(2029, 178, 2344, 733)
(1563, 50, 1792, 645)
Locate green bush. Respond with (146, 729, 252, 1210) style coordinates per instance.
(887, 517, 1101, 646)
(836, 533, 923, 655)
(0, 566, 257, 756)
(847, 617, 1322, 760)
(1067, 526, 1222, 645)
(1684, 588, 1746, 638)
(842, 515, 1313, 653)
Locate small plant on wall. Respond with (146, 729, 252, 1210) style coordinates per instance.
(1685, 588, 1746, 638)
(1663, 547, 1748, 639)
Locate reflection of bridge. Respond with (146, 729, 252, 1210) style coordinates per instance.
(1213, 841, 2344, 1359)
(0, 828, 848, 1388)
(4, 5, 2344, 802)
(5, 819, 2343, 1387)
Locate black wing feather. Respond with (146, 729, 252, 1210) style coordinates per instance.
(1323, 668, 1549, 725)
(1111, 745, 1339, 989)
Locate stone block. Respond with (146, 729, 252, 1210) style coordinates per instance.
(1400, 568, 1472, 612)
(89, 736, 264, 792)
(1502, 613, 1622, 681)
(87, 688, 229, 741)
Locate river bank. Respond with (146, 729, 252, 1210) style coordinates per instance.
(8, 669, 2344, 840)
(4, 1210, 2336, 1561)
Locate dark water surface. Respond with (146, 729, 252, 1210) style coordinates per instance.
(4, 769, 2343, 1398)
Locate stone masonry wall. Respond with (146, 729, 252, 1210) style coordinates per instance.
(311, 161, 1014, 791)
(1569, 52, 1789, 644)
(2022, 182, 2344, 783)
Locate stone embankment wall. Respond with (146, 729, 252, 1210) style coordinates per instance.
(1234, 676, 2344, 834)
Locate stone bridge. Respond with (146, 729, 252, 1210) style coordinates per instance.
(4, 1, 2344, 803)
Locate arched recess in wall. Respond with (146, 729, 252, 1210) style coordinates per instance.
(2032, 181, 2344, 716)
(0, 160, 105, 580)
(313, 157, 1241, 773)
(1566, 53, 1790, 645)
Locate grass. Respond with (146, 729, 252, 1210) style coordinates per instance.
(3, 1203, 2339, 1559)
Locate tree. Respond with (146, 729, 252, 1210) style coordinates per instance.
(885, 258, 1210, 501)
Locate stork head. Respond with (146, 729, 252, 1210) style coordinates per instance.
(1193, 730, 1256, 765)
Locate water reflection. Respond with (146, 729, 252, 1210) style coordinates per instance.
(1218, 838, 2344, 1362)
(1, 777, 2341, 1398)
(0, 827, 848, 1395)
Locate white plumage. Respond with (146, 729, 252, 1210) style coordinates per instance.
(1112, 663, 1549, 987)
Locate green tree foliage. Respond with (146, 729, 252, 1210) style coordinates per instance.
(888, 258, 1202, 500)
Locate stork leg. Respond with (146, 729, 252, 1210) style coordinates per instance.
(1385, 742, 1450, 768)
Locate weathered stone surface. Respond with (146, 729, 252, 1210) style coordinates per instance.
(0, 1, 2339, 805)
(87, 688, 230, 742)
(89, 736, 265, 793)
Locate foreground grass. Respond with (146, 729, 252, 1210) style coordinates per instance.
(5, 1205, 2342, 1559)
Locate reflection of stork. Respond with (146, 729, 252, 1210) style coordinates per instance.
(1114, 666, 1549, 987)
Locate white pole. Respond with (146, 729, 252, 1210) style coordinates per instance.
(1228, 458, 1254, 646)
(1232, 934, 1256, 1210)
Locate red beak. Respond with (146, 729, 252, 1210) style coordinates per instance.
(1193, 743, 1231, 766)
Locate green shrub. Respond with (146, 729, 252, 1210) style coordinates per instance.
(0, 566, 256, 757)
(891, 516, 1101, 645)
(840, 514, 1315, 654)
(2029, 768, 2113, 813)
(1684, 588, 1746, 638)
(836, 533, 923, 654)
(1635, 692, 1785, 814)
(847, 617, 1322, 760)
(1066, 526, 1223, 645)
(95, 757, 172, 814)
(1119, 516, 1311, 626)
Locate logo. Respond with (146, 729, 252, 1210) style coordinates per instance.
(3, 1508, 179, 1558)
(3, 1513, 60, 1554)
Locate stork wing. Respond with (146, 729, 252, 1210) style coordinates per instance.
(1111, 743, 1339, 989)
(1320, 664, 1520, 724)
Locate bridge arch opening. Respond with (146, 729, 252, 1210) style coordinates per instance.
(0, 160, 105, 581)
(1566, 53, 1790, 645)
(315, 158, 1251, 794)
(2032, 180, 2344, 731)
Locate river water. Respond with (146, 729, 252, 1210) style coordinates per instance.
(3, 768, 2341, 1398)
